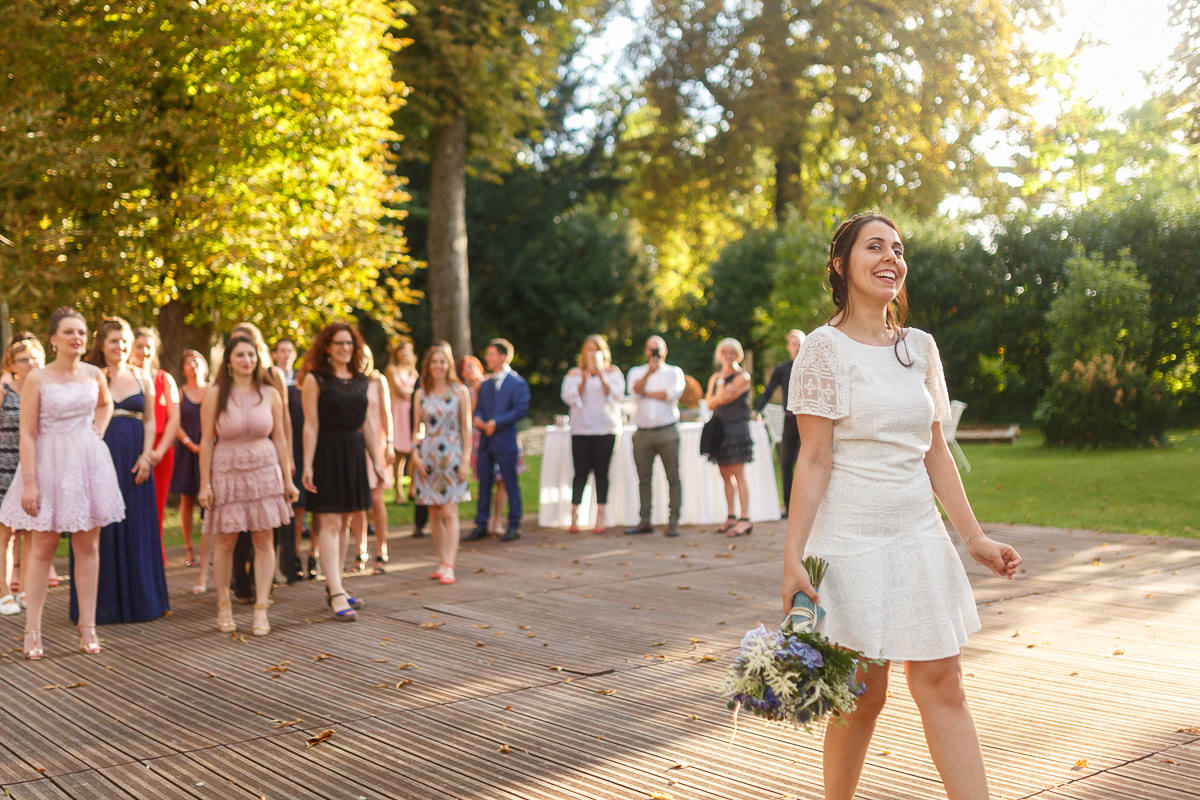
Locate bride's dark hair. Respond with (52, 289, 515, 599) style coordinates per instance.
(826, 212, 912, 367)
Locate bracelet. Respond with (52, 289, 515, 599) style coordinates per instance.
(182, 436, 192, 445)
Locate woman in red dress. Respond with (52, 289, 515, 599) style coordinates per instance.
(130, 328, 180, 558)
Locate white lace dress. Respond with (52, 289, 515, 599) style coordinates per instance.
(0, 378, 126, 533)
(787, 325, 980, 661)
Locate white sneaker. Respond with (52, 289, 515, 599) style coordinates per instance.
(0, 594, 20, 616)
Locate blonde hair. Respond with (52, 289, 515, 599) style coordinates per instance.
(712, 337, 744, 366)
(787, 329, 806, 344)
(577, 334, 612, 370)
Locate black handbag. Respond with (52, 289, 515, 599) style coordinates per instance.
(699, 414, 724, 457)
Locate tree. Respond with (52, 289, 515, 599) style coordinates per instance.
(392, 1, 611, 359)
(1170, 0, 1200, 143)
(0, 0, 411, 366)
(632, 0, 1057, 226)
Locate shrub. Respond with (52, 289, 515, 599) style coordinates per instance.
(1036, 355, 1169, 447)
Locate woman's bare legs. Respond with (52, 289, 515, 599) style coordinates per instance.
(442, 503, 460, 570)
(905, 656, 988, 800)
(823, 660, 890, 800)
(212, 533, 237, 628)
(392, 451, 408, 503)
(70, 528, 101, 629)
(21, 532, 59, 653)
(250, 529, 275, 632)
(429, 505, 447, 566)
(317, 512, 353, 614)
(370, 486, 388, 562)
(179, 494, 196, 563)
(0, 524, 12, 593)
(719, 465, 737, 517)
(193, 524, 215, 593)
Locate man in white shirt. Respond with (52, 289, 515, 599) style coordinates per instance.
(624, 335, 686, 537)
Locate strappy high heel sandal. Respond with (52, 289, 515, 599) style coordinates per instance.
(216, 602, 237, 633)
(184, 545, 198, 567)
(716, 515, 736, 533)
(429, 563, 451, 580)
(438, 565, 456, 585)
(328, 592, 357, 621)
(252, 603, 270, 637)
(78, 625, 102, 655)
(324, 585, 365, 609)
(729, 517, 754, 537)
(23, 630, 43, 661)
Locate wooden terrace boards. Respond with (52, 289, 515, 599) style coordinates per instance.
(1, 521, 1197, 799)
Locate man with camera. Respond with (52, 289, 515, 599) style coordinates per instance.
(625, 336, 686, 537)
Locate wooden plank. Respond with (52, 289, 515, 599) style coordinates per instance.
(1, 779, 75, 800)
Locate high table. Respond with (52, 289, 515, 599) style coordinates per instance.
(537, 421, 781, 529)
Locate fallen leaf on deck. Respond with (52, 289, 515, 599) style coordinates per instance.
(1161, 758, 1178, 764)
(652, 640, 667, 647)
(713, 553, 732, 558)
(265, 662, 290, 673)
(648, 792, 673, 800)
(497, 744, 512, 754)
(1176, 727, 1200, 734)
(40, 685, 61, 691)
(305, 730, 334, 748)
(677, 585, 690, 590)
(877, 750, 891, 756)
(396, 679, 413, 689)
(397, 662, 417, 670)
(596, 689, 616, 695)
(63, 682, 84, 689)
(518, 624, 531, 630)
(1146, 593, 1156, 599)
(473, 567, 486, 573)
(272, 719, 302, 729)
(369, 683, 389, 689)
(475, 640, 485, 647)
(526, 632, 536, 638)
(666, 762, 691, 770)
(1112, 648, 1125, 656)
(686, 714, 698, 720)
(35, 767, 46, 774)
(371, 658, 389, 663)
(474, 624, 491, 629)
(313, 653, 332, 662)
(1092, 559, 1102, 566)
(698, 655, 717, 662)
(419, 621, 444, 630)
(1072, 759, 1088, 770)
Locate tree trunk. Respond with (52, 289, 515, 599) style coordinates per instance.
(158, 296, 214, 384)
(427, 114, 472, 360)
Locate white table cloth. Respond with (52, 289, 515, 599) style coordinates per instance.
(537, 421, 781, 528)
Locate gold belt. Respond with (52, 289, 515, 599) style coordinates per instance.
(112, 409, 143, 419)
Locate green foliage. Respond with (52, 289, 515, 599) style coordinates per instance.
(1169, 0, 1200, 144)
(632, 0, 1056, 223)
(1034, 248, 1169, 447)
(0, 0, 412, 343)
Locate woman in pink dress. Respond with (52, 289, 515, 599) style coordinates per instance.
(0, 308, 125, 659)
(198, 335, 297, 636)
(385, 341, 417, 501)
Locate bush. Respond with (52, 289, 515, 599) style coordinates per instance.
(1036, 355, 1169, 447)
(1035, 247, 1171, 447)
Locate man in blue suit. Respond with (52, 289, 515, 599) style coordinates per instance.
(465, 338, 530, 542)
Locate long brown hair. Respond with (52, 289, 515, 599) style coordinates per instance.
(419, 342, 460, 393)
(132, 326, 161, 371)
(214, 334, 267, 418)
(826, 212, 911, 366)
(84, 316, 132, 368)
(303, 322, 367, 378)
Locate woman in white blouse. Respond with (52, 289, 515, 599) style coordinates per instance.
(560, 335, 624, 532)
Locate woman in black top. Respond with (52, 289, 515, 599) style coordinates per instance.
(753, 329, 805, 517)
(301, 323, 385, 620)
(705, 337, 754, 537)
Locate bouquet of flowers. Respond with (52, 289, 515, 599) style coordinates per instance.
(721, 556, 875, 731)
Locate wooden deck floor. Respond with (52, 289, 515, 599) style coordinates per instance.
(1, 519, 1197, 799)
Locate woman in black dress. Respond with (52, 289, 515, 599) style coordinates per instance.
(171, 350, 207, 585)
(300, 323, 386, 620)
(704, 337, 755, 537)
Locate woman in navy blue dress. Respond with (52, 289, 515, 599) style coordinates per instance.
(172, 349, 209, 589)
(74, 317, 170, 625)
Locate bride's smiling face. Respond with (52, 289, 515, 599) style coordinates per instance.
(836, 220, 907, 307)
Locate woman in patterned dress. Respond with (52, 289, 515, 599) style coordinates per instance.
(412, 343, 472, 586)
(781, 213, 1022, 799)
(0, 335, 45, 615)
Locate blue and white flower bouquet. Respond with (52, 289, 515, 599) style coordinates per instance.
(721, 556, 875, 730)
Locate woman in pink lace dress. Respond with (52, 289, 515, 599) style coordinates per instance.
(0, 308, 125, 659)
(198, 335, 297, 637)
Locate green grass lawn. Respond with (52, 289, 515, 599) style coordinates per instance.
(957, 428, 1199, 538)
(140, 429, 1199, 554)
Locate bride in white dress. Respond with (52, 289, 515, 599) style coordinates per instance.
(782, 214, 1022, 800)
